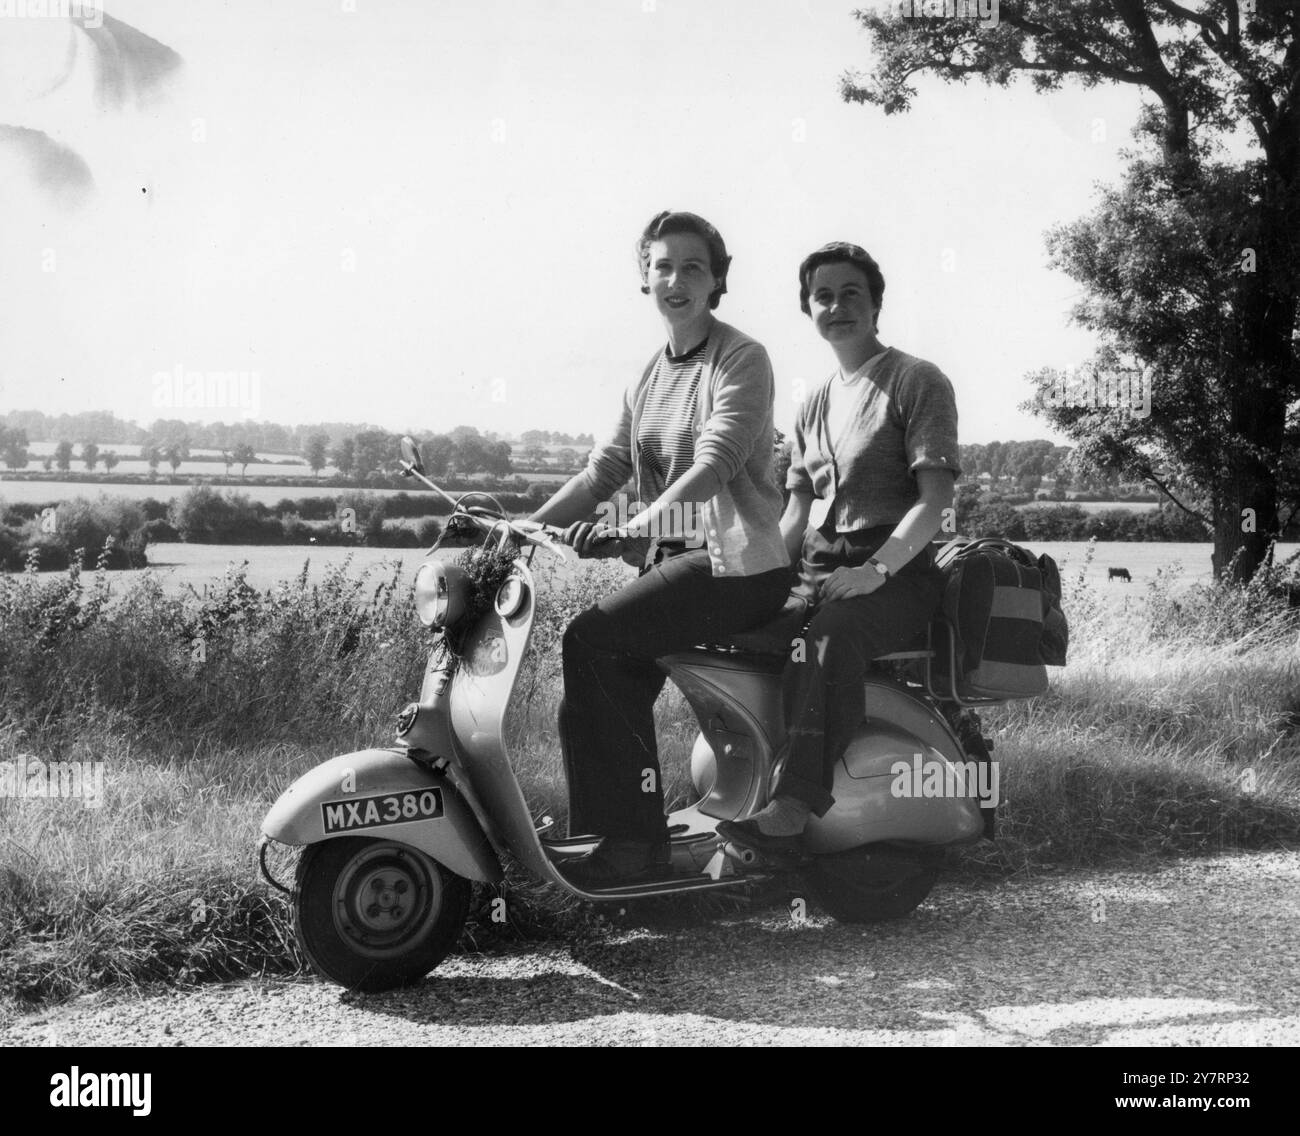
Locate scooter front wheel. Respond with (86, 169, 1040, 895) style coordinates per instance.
(803, 845, 939, 923)
(294, 837, 470, 992)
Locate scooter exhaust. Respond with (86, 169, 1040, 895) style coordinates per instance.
(720, 840, 758, 867)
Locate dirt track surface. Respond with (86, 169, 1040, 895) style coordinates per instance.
(4, 851, 1298, 1047)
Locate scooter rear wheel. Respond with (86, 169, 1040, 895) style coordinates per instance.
(803, 845, 939, 923)
(294, 837, 470, 992)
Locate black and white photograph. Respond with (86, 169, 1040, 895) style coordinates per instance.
(0, 0, 1295, 1078)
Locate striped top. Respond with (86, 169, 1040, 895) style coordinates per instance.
(635, 337, 707, 533)
(582, 319, 789, 577)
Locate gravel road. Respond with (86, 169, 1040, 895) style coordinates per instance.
(5, 851, 1298, 1047)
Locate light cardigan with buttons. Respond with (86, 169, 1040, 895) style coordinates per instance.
(581, 319, 788, 578)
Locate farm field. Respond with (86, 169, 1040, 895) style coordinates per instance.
(1020, 540, 1300, 591)
(130, 543, 442, 595)
(0, 479, 437, 507)
(16, 442, 580, 485)
(24, 441, 302, 463)
(33, 539, 1298, 599)
(21, 441, 313, 480)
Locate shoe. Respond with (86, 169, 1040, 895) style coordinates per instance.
(716, 817, 806, 856)
(560, 837, 673, 889)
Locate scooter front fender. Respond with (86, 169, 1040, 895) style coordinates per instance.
(261, 748, 503, 884)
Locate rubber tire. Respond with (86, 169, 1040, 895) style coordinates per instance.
(293, 837, 471, 993)
(803, 845, 939, 923)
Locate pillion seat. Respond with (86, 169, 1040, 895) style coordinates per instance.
(699, 594, 934, 663)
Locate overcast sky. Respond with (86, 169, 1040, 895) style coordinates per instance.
(0, 0, 1149, 444)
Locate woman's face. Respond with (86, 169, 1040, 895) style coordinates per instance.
(808, 262, 877, 349)
(646, 233, 719, 327)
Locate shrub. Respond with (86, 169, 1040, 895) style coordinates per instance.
(2, 502, 42, 525)
(169, 486, 281, 544)
(55, 497, 148, 567)
(17, 535, 71, 571)
(379, 521, 421, 548)
(0, 524, 23, 570)
(143, 517, 180, 544)
(139, 497, 170, 522)
(967, 499, 1027, 541)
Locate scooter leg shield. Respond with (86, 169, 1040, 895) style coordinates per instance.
(262, 748, 503, 884)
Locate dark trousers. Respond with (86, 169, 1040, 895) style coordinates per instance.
(559, 548, 791, 843)
(772, 522, 945, 815)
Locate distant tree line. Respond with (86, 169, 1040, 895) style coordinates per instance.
(519, 429, 596, 446)
(0, 413, 554, 481)
(5, 411, 1174, 501)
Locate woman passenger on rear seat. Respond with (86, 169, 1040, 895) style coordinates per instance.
(718, 243, 960, 851)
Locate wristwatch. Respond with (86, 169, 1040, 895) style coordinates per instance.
(866, 556, 891, 579)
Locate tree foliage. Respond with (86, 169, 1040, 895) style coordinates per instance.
(846, 1, 1300, 579)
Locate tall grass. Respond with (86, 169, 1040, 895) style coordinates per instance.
(2, 541, 1299, 1009)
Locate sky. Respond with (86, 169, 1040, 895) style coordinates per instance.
(0, 0, 1153, 445)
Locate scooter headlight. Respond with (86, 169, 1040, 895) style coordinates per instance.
(414, 560, 469, 628)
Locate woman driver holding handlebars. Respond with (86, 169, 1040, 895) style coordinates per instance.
(529, 210, 790, 887)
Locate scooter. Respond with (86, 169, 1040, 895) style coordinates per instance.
(258, 437, 999, 993)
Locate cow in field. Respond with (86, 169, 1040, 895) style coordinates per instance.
(1108, 567, 1132, 583)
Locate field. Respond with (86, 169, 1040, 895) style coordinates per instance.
(0, 479, 427, 507)
(21, 441, 313, 480)
(55, 538, 1300, 599)
(13, 439, 580, 489)
(136, 543, 441, 594)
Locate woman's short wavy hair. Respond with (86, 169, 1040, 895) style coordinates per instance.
(636, 210, 732, 310)
(798, 242, 885, 322)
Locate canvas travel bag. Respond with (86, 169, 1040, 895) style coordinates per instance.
(931, 537, 1069, 700)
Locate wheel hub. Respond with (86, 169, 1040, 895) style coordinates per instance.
(331, 845, 442, 955)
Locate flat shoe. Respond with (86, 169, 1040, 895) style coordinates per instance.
(716, 817, 806, 855)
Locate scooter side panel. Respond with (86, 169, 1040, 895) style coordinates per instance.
(261, 748, 503, 883)
(807, 677, 986, 853)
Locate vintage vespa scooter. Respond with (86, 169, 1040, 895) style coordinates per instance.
(258, 438, 997, 992)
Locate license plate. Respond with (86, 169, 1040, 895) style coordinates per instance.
(321, 789, 444, 834)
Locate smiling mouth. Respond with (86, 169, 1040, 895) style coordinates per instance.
(664, 296, 691, 308)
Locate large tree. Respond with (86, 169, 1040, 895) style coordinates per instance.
(351, 430, 397, 479)
(304, 432, 330, 477)
(0, 426, 29, 471)
(846, 1, 1300, 580)
(230, 442, 257, 478)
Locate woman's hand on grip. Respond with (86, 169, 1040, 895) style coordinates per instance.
(560, 522, 624, 559)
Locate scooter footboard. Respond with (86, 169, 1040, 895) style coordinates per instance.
(261, 748, 503, 884)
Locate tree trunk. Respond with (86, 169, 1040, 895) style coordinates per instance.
(1211, 475, 1279, 583)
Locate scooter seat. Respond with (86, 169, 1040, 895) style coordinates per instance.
(701, 596, 936, 662)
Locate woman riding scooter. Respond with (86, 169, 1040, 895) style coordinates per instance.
(528, 210, 790, 887)
(720, 242, 961, 852)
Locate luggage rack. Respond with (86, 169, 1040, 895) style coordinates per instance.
(886, 617, 1010, 710)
